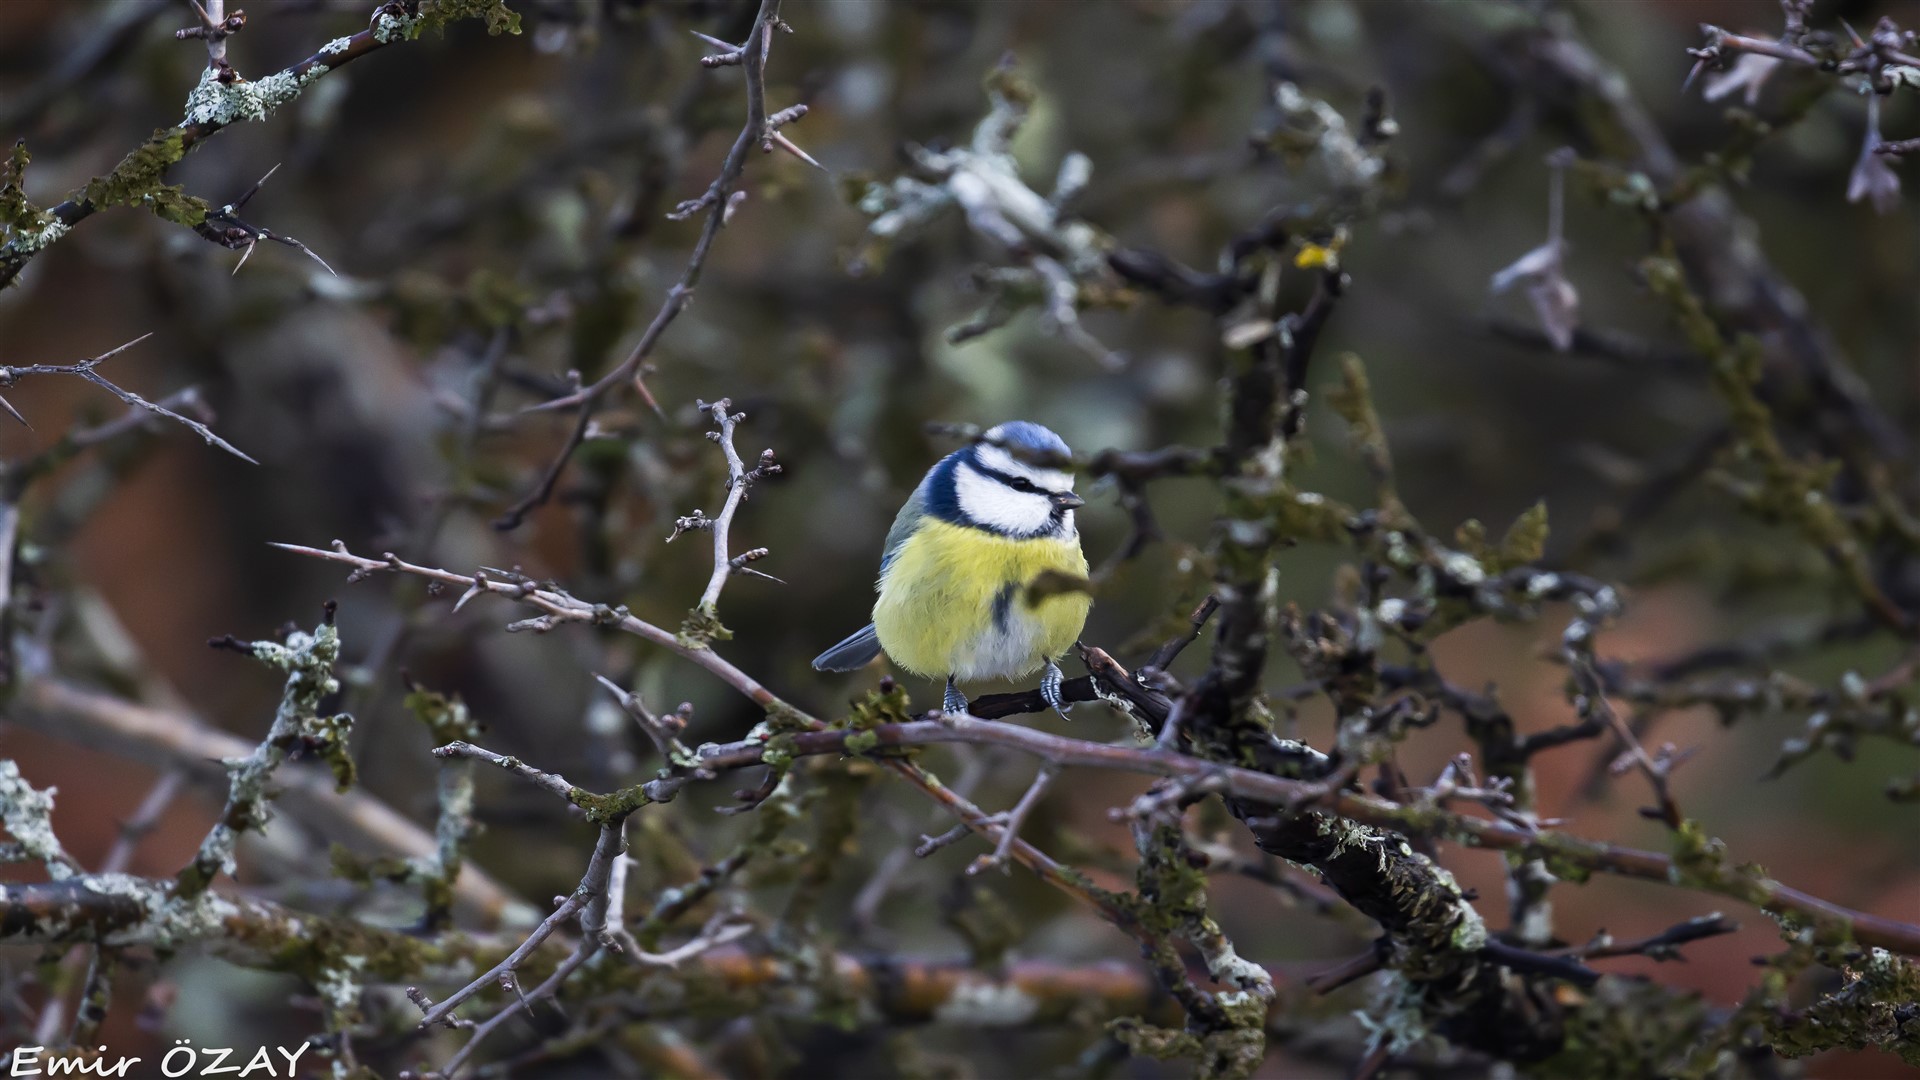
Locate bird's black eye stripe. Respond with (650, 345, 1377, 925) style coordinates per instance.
(975, 463, 1047, 494)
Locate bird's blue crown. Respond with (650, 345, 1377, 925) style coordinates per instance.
(985, 421, 1071, 463)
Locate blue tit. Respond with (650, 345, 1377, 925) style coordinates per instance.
(812, 421, 1092, 716)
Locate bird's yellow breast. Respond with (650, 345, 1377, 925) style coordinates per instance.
(872, 520, 1091, 682)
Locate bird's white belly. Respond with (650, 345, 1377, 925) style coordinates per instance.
(950, 600, 1049, 683)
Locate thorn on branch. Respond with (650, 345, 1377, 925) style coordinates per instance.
(715, 768, 781, 815)
(1570, 913, 1741, 963)
(666, 509, 713, 541)
(770, 132, 825, 171)
(727, 548, 784, 584)
(206, 634, 255, 656)
(405, 987, 473, 1030)
(763, 104, 807, 150)
(194, 165, 337, 277)
(916, 821, 982, 858)
(695, 27, 747, 68)
(0, 334, 256, 463)
(968, 762, 1058, 876)
(176, 7, 246, 43)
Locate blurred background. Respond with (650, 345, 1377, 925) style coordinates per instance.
(2, 0, 1917, 1076)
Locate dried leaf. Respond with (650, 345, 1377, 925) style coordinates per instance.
(1849, 97, 1902, 215)
(1702, 53, 1780, 106)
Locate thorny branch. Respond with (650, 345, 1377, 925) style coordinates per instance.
(0, 0, 522, 288)
(0, 335, 254, 463)
(674, 398, 783, 616)
(497, 0, 814, 530)
(267, 540, 1920, 961)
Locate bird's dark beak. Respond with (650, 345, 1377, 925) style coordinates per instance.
(1051, 491, 1085, 510)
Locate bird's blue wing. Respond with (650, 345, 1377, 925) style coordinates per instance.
(811, 623, 881, 671)
(813, 476, 933, 673)
(878, 474, 933, 579)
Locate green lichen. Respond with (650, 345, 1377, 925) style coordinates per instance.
(328, 844, 412, 886)
(405, 684, 483, 745)
(677, 605, 732, 648)
(1641, 255, 1895, 629)
(379, 0, 523, 40)
(1764, 948, 1920, 1065)
(1535, 976, 1716, 1079)
(783, 769, 868, 930)
(567, 783, 652, 825)
(1667, 819, 1766, 905)
(371, 9, 422, 42)
(1358, 970, 1435, 1057)
(1109, 1017, 1204, 1060)
(1326, 353, 1409, 524)
(1, 142, 54, 236)
(177, 620, 353, 898)
(1117, 819, 1272, 1074)
(0, 759, 75, 878)
(847, 681, 914, 731)
(182, 64, 330, 128)
(1109, 1016, 1266, 1080)
(78, 128, 208, 226)
(758, 728, 803, 768)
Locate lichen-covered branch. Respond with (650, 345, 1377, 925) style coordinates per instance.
(175, 610, 355, 898)
(0, 876, 1208, 1031)
(0, 0, 524, 287)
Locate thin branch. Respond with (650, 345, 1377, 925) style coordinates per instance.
(414, 827, 613, 1030)
(967, 763, 1057, 876)
(434, 740, 579, 804)
(0, 335, 254, 463)
(271, 543, 1920, 958)
(1565, 913, 1740, 962)
(0, 874, 1212, 1029)
(664, 718, 1920, 957)
(684, 398, 781, 614)
(499, 0, 800, 528)
(273, 540, 1132, 927)
(1, 2, 475, 287)
(10, 675, 530, 926)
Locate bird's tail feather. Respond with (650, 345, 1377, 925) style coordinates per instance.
(812, 624, 883, 672)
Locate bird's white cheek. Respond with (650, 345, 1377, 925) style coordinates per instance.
(955, 466, 1053, 534)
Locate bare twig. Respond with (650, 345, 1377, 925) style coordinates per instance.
(433, 740, 579, 804)
(967, 763, 1057, 876)
(1565, 913, 1740, 962)
(594, 675, 691, 767)
(0, 335, 255, 463)
(415, 826, 614, 1031)
(177, 0, 243, 59)
(500, 0, 808, 528)
(686, 399, 781, 614)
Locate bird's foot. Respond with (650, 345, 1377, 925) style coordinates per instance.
(943, 678, 970, 717)
(1041, 661, 1072, 718)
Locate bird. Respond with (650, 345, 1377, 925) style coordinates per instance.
(812, 421, 1091, 717)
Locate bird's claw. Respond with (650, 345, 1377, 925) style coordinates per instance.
(1041, 661, 1071, 718)
(943, 678, 970, 717)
